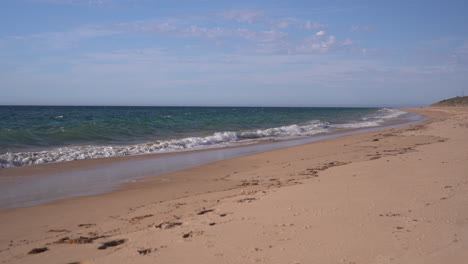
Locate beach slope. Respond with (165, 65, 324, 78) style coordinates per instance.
(0, 107, 467, 264)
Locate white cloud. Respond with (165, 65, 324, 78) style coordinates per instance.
(236, 29, 287, 43)
(4, 9, 359, 56)
(297, 35, 336, 53)
(304, 21, 329, 31)
(217, 9, 265, 24)
(218, 9, 329, 33)
(341, 38, 355, 46)
(315, 30, 326, 36)
(120, 22, 177, 33)
(180, 26, 229, 39)
(117, 20, 288, 43)
(275, 20, 291, 29)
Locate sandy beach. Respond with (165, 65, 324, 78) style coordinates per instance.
(0, 107, 467, 264)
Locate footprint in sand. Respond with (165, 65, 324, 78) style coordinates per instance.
(137, 248, 153, 255)
(182, 231, 204, 239)
(47, 229, 70, 233)
(237, 197, 257, 203)
(129, 214, 153, 223)
(55, 235, 106, 244)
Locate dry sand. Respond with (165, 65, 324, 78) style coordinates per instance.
(0, 107, 467, 264)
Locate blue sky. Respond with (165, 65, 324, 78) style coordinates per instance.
(1, 0, 467, 107)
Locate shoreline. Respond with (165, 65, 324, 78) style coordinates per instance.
(0, 107, 467, 263)
(0, 107, 409, 169)
(0, 110, 423, 210)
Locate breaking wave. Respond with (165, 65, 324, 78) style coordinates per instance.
(0, 108, 406, 168)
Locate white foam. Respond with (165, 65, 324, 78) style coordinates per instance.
(0, 121, 330, 168)
(0, 109, 407, 168)
(330, 121, 380, 129)
(377, 108, 406, 119)
(329, 108, 406, 129)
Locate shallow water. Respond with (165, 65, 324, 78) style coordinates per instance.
(0, 106, 406, 168)
(0, 112, 426, 210)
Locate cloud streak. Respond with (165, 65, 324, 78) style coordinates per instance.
(5, 25, 120, 48)
(217, 9, 265, 24)
(3, 8, 360, 56)
(217, 9, 328, 31)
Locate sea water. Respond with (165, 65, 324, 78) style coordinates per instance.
(0, 106, 406, 168)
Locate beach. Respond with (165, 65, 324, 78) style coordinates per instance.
(0, 106, 467, 263)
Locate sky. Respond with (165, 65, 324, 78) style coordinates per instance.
(1, 0, 468, 107)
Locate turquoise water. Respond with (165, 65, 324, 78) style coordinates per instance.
(0, 106, 406, 168)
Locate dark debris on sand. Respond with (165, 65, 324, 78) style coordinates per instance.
(55, 236, 106, 244)
(154, 221, 183, 229)
(197, 209, 214, 215)
(98, 239, 126, 250)
(77, 223, 95, 228)
(28, 247, 48, 254)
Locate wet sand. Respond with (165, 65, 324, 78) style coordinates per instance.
(0, 107, 467, 264)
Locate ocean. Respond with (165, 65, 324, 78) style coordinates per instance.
(0, 106, 407, 168)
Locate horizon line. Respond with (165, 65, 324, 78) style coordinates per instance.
(0, 104, 424, 108)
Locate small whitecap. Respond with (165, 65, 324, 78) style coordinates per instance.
(0, 109, 407, 169)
